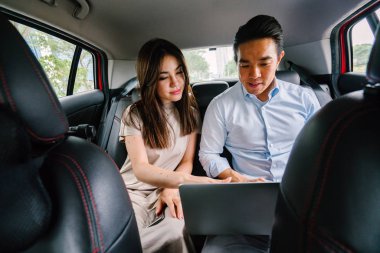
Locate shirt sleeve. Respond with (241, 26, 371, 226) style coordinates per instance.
(304, 88, 322, 122)
(199, 98, 231, 178)
(119, 105, 142, 143)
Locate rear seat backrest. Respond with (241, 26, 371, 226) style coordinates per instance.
(192, 81, 229, 121)
(276, 70, 301, 85)
(191, 81, 230, 176)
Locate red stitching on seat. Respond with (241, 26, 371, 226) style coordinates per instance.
(59, 153, 105, 252)
(305, 103, 379, 251)
(0, 59, 65, 143)
(93, 143, 121, 172)
(0, 66, 17, 112)
(57, 159, 97, 252)
(26, 128, 65, 142)
(311, 228, 354, 252)
(1, 65, 64, 141)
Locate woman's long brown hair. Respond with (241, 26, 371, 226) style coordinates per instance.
(123, 38, 199, 149)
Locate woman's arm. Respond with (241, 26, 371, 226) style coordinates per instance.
(174, 132, 197, 175)
(124, 134, 224, 189)
(156, 132, 196, 218)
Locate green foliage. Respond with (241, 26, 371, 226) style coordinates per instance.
(224, 59, 237, 77)
(183, 50, 210, 82)
(12, 22, 94, 97)
(74, 51, 94, 93)
(353, 43, 372, 73)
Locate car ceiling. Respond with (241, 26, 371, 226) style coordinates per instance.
(0, 0, 371, 60)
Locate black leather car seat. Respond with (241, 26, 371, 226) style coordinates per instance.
(0, 13, 142, 253)
(190, 81, 230, 177)
(97, 77, 140, 168)
(192, 81, 229, 121)
(270, 25, 380, 252)
(276, 70, 301, 85)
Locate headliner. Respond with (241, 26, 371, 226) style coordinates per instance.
(0, 0, 371, 59)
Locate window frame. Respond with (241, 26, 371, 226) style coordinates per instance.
(0, 7, 108, 97)
(330, 0, 380, 96)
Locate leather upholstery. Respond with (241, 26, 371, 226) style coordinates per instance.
(276, 70, 301, 85)
(192, 81, 229, 120)
(0, 13, 142, 253)
(106, 88, 141, 168)
(0, 14, 67, 145)
(271, 25, 380, 252)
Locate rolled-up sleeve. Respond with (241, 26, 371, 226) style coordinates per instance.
(199, 99, 231, 178)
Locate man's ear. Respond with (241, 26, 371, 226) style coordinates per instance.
(277, 50, 285, 66)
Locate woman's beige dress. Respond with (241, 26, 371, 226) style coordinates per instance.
(119, 104, 195, 253)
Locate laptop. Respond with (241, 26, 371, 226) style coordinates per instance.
(179, 182, 279, 235)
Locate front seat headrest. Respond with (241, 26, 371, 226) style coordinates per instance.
(0, 13, 68, 145)
(0, 108, 51, 252)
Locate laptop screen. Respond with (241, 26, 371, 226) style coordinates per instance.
(179, 182, 279, 235)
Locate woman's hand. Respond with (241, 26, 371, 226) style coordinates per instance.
(156, 175, 232, 219)
(156, 188, 183, 219)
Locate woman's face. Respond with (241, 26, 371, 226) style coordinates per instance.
(156, 54, 185, 105)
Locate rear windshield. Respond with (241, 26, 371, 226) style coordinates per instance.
(183, 46, 237, 83)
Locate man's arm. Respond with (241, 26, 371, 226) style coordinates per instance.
(305, 88, 322, 121)
(199, 99, 231, 178)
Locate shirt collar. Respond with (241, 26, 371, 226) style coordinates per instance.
(240, 79, 281, 102)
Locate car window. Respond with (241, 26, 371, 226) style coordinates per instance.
(350, 6, 379, 73)
(74, 49, 94, 94)
(183, 46, 236, 83)
(351, 18, 374, 73)
(11, 21, 95, 98)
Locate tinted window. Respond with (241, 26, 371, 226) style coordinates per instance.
(351, 18, 374, 73)
(183, 46, 236, 82)
(11, 21, 95, 97)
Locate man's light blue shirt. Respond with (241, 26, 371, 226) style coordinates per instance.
(199, 79, 321, 182)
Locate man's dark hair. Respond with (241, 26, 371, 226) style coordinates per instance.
(233, 15, 283, 62)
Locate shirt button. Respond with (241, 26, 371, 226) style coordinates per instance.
(270, 143, 274, 147)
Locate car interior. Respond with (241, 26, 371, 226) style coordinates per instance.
(0, 0, 379, 252)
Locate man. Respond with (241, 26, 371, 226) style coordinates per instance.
(199, 15, 320, 183)
(199, 15, 321, 252)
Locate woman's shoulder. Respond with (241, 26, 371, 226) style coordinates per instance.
(122, 102, 142, 126)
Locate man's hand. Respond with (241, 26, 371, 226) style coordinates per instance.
(218, 168, 266, 183)
(156, 188, 183, 219)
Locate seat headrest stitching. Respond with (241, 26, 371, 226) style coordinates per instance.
(0, 66, 64, 141)
(311, 226, 353, 252)
(93, 144, 122, 173)
(0, 66, 17, 112)
(305, 105, 376, 251)
(2, 65, 64, 142)
(26, 128, 66, 142)
(57, 153, 105, 252)
(19, 38, 68, 130)
(56, 158, 97, 252)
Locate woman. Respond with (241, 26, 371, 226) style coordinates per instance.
(119, 38, 229, 253)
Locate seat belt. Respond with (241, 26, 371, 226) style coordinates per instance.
(98, 96, 118, 150)
(287, 61, 332, 106)
(98, 77, 138, 150)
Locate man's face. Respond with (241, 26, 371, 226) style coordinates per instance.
(237, 38, 284, 101)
